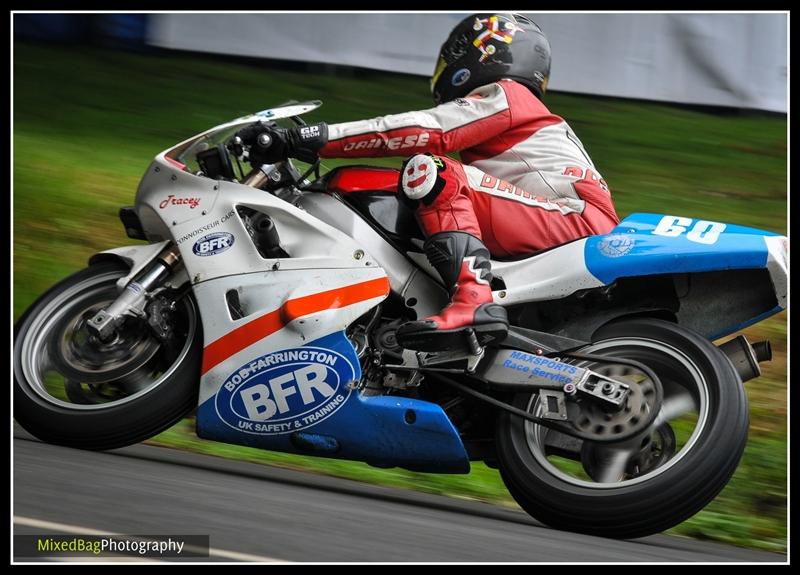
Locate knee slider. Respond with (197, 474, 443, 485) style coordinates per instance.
(399, 154, 446, 206)
(401, 154, 439, 200)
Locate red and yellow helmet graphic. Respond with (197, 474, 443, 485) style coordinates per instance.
(472, 15, 524, 63)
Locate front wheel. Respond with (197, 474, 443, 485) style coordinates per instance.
(14, 262, 203, 450)
(495, 318, 749, 539)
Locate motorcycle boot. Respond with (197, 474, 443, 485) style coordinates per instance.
(397, 231, 508, 352)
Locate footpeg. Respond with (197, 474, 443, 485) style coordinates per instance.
(389, 347, 487, 374)
(464, 328, 485, 373)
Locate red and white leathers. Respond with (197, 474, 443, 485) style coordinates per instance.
(319, 78, 620, 258)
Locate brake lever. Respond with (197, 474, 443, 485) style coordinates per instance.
(227, 136, 245, 158)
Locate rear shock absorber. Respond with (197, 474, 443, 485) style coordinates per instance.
(87, 245, 182, 341)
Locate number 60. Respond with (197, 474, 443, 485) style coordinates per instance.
(652, 216, 726, 245)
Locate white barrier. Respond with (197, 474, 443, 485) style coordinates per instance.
(148, 13, 787, 113)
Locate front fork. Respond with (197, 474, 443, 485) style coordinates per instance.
(87, 245, 182, 341)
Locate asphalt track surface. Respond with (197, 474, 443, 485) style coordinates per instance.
(13, 430, 786, 563)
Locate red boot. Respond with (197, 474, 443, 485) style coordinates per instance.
(397, 232, 508, 352)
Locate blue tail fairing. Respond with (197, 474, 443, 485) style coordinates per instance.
(585, 213, 776, 285)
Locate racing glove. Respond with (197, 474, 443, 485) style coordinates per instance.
(236, 122, 328, 165)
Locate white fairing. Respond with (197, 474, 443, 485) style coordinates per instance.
(764, 235, 788, 309)
(134, 153, 393, 405)
(137, 154, 383, 280)
(491, 239, 604, 306)
(298, 193, 602, 310)
(407, 243, 603, 307)
(196, 267, 387, 405)
(297, 192, 449, 318)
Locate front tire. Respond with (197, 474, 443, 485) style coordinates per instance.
(495, 318, 748, 538)
(14, 262, 203, 450)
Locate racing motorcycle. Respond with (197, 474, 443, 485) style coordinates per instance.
(13, 101, 787, 539)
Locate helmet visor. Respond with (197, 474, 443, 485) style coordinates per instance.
(431, 56, 447, 96)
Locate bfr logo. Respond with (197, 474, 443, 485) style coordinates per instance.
(193, 232, 234, 257)
(240, 364, 333, 420)
(215, 347, 355, 435)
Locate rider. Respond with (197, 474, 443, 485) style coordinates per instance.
(238, 13, 620, 351)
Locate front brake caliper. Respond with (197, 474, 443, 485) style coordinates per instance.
(145, 295, 178, 342)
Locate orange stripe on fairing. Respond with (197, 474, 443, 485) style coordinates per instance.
(279, 277, 390, 323)
(200, 276, 390, 375)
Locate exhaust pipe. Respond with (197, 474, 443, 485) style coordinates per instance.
(752, 340, 773, 363)
(718, 335, 772, 383)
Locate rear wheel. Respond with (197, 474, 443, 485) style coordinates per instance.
(495, 318, 748, 538)
(14, 262, 202, 450)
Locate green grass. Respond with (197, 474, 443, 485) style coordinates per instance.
(13, 43, 787, 553)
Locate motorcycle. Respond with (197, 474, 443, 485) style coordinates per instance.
(13, 101, 787, 539)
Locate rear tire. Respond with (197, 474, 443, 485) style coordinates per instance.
(14, 262, 203, 450)
(495, 318, 748, 538)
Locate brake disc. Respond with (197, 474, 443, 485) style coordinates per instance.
(569, 374, 659, 443)
(49, 307, 160, 384)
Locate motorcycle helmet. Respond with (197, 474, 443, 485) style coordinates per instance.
(431, 13, 551, 105)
